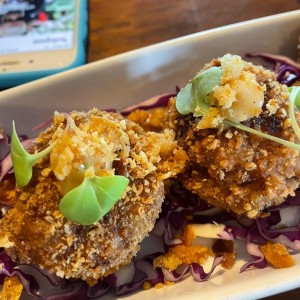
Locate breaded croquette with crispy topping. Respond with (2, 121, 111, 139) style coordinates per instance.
(166, 54, 300, 218)
(0, 108, 187, 285)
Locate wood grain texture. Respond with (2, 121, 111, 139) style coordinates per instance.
(87, 0, 300, 62)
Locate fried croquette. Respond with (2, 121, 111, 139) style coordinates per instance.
(166, 54, 300, 218)
(0, 108, 187, 285)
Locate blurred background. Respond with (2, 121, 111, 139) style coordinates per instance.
(87, 0, 300, 62)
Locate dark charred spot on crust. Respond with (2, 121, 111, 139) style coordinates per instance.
(102, 212, 110, 222)
(264, 116, 282, 136)
(244, 116, 263, 128)
(73, 224, 85, 235)
(243, 115, 283, 137)
(174, 114, 194, 141)
(175, 114, 218, 148)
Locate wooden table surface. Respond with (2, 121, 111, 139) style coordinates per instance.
(87, 0, 300, 62)
(87, 1, 300, 299)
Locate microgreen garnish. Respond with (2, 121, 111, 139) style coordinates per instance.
(224, 87, 300, 150)
(175, 70, 300, 150)
(176, 67, 223, 115)
(11, 121, 55, 187)
(224, 119, 300, 151)
(290, 86, 300, 107)
(288, 86, 300, 141)
(59, 174, 129, 225)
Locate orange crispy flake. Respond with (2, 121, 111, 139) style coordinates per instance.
(0, 176, 16, 206)
(1, 276, 23, 300)
(143, 280, 174, 291)
(164, 280, 175, 286)
(220, 252, 236, 269)
(260, 242, 295, 268)
(181, 224, 196, 246)
(153, 244, 211, 271)
(154, 283, 164, 289)
(143, 281, 152, 290)
(153, 224, 211, 271)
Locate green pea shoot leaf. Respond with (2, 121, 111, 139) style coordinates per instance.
(59, 175, 129, 225)
(176, 66, 223, 115)
(11, 121, 55, 187)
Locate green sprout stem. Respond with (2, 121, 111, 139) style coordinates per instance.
(224, 119, 300, 151)
(11, 121, 55, 187)
(175, 71, 300, 151)
(288, 86, 300, 141)
(226, 87, 300, 150)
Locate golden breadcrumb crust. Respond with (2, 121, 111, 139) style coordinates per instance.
(0, 108, 187, 285)
(127, 108, 166, 132)
(166, 59, 300, 218)
(1, 276, 23, 300)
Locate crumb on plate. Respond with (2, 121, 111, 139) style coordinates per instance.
(260, 241, 295, 268)
(0, 276, 23, 300)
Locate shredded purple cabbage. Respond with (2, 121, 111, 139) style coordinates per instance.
(120, 89, 179, 116)
(1, 57, 300, 299)
(246, 52, 300, 86)
(161, 256, 223, 282)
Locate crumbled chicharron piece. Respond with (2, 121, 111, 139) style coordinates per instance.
(260, 242, 295, 268)
(153, 224, 212, 272)
(1, 276, 23, 300)
(153, 244, 212, 271)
